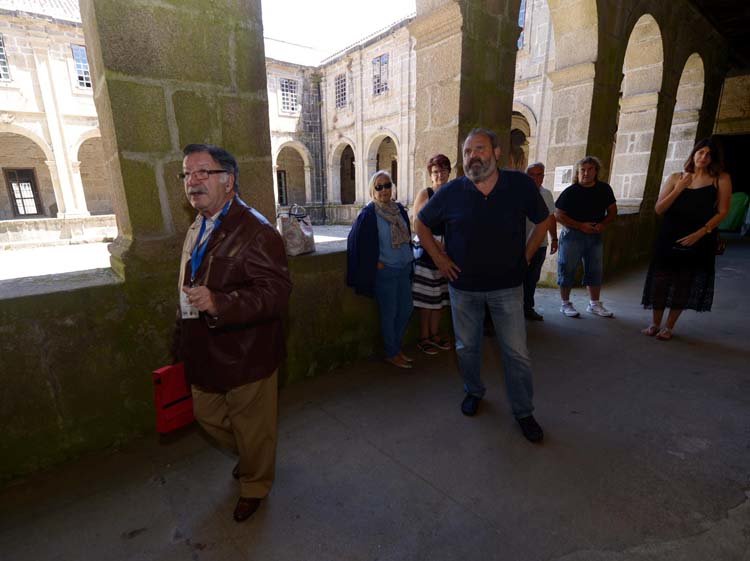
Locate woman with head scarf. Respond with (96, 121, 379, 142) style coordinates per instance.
(347, 171, 414, 368)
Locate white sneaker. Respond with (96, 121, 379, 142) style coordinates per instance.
(586, 301, 614, 317)
(560, 302, 580, 317)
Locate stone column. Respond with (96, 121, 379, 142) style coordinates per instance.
(543, 62, 597, 186)
(69, 160, 89, 217)
(272, 164, 280, 205)
(32, 42, 90, 218)
(327, 161, 341, 204)
(411, 0, 521, 187)
(303, 164, 313, 204)
(79, 0, 274, 279)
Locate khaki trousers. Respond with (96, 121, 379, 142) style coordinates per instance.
(191, 371, 278, 498)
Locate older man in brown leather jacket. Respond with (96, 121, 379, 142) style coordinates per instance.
(174, 144, 292, 522)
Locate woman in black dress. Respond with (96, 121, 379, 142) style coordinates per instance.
(641, 138, 732, 340)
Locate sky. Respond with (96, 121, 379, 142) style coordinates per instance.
(261, 0, 417, 65)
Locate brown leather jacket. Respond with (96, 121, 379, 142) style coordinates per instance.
(174, 198, 292, 392)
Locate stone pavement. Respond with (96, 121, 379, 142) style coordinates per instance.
(1, 240, 748, 561)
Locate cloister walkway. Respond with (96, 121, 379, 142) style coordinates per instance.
(1, 240, 748, 561)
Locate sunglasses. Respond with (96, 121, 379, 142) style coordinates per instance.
(374, 182, 393, 191)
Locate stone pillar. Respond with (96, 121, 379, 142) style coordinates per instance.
(79, 0, 274, 279)
(32, 42, 90, 218)
(363, 155, 378, 204)
(272, 163, 282, 206)
(69, 160, 90, 218)
(303, 164, 313, 204)
(544, 62, 597, 186)
(411, 0, 521, 187)
(327, 162, 341, 204)
(609, 92, 660, 204)
(44, 160, 65, 216)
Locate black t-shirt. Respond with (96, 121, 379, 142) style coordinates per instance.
(555, 181, 616, 223)
(418, 169, 549, 291)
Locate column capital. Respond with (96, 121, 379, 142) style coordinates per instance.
(409, 2, 462, 47)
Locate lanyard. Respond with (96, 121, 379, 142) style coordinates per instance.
(190, 198, 233, 285)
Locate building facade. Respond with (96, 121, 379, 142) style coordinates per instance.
(0, 1, 115, 247)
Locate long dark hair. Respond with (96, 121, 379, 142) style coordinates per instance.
(684, 137, 724, 177)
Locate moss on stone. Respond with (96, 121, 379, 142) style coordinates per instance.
(163, 159, 197, 236)
(109, 80, 171, 153)
(120, 159, 164, 236)
(172, 91, 217, 149)
(94, 2, 232, 85)
(220, 97, 271, 158)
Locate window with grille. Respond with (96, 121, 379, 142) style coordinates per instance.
(372, 54, 389, 96)
(5, 169, 42, 216)
(517, 0, 527, 49)
(71, 44, 92, 88)
(277, 170, 288, 205)
(334, 73, 347, 109)
(0, 35, 11, 81)
(279, 78, 299, 113)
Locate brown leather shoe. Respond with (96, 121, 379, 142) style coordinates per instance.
(233, 497, 262, 522)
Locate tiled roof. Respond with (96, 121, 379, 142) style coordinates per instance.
(0, 0, 81, 24)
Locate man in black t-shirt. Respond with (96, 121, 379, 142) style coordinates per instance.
(555, 156, 618, 318)
(416, 128, 551, 443)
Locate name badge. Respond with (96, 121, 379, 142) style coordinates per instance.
(180, 291, 199, 319)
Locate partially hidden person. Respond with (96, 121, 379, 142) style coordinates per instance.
(523, 162, 558, 321)
(412, 154, 453, 355)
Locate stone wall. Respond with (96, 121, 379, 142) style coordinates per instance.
(78, 137, 113, 215)
(715, 75, 750, 135)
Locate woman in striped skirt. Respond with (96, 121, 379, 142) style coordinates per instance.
(412, 154, 452, 355)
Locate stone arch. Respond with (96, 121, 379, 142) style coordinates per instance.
(609, 13, 664, 203)
(366, 130, 400, 201)
(0, 123, 54, 162)
(662, 53, 705, 180)
(71, 127, 101, 159)
(77, 135, 114, 215)
(512, 102, 536, 136)
(274, 141, 313, 206)
(329, 138, 357, 205)
(0, 127, 57, 219)
(509, 110, 532, 170)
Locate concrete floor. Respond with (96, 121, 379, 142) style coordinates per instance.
(1, 240, 748, 561)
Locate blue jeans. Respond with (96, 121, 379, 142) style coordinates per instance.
(449, 285, 534, 418)
(375, 264, 413, 358)
(557, 228, 603, 287)
(523, 245, 547, 311)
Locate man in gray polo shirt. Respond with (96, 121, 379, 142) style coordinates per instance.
(415, 128, 551, 443)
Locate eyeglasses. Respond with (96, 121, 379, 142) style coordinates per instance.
(178, 169, 227, 182)
(374, 182, 393, 191)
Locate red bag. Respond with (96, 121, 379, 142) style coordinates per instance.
(152, 363, 194, 433)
